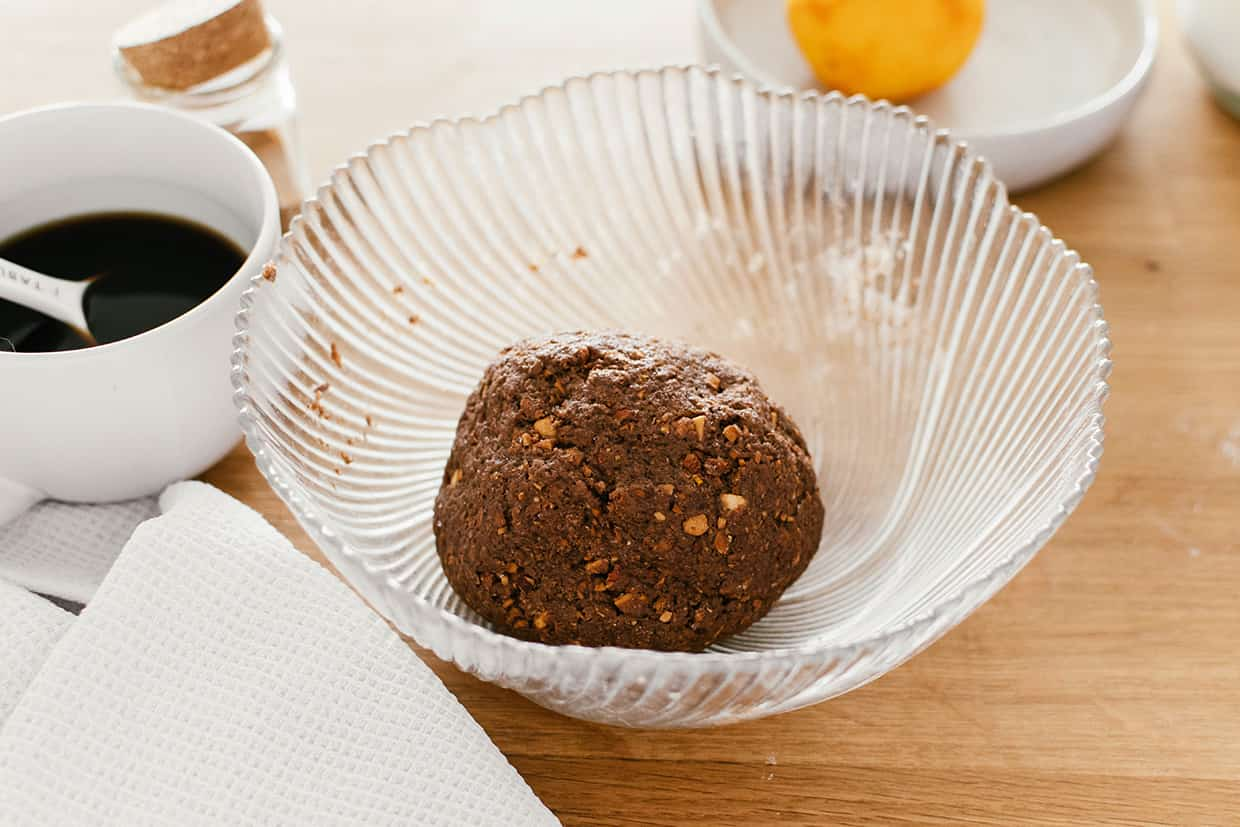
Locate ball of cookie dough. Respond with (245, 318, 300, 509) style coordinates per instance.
(433, 331, 824, 652)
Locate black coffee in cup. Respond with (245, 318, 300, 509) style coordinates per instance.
(0, 211, 245, 352)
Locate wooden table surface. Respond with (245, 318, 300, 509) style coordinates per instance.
(7, 1, 1240, 823)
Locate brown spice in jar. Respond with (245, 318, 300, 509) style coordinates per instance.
(236, 129, 302, 230)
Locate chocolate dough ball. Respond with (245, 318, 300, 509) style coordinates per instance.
(433, 331, 824, 652)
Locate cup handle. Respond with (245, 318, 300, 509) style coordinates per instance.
(0, 476, 43, 525)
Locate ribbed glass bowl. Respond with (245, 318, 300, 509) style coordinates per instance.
(231, 66, 1109, 728)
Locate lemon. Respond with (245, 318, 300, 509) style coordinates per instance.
(787, 0, 985, 102)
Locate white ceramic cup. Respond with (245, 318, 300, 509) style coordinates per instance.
(0, 102, 279, 523)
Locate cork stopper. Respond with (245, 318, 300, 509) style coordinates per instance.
(114, 0, 271, 91)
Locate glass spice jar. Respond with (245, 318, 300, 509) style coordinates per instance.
(113, 1, 309, 229)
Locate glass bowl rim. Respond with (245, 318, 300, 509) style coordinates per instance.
(231, 64, 1110, 670)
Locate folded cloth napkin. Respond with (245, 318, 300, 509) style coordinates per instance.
(0, 578, 73, 721)
(0, 482, 556, 826)
(0, 497, 157, 603)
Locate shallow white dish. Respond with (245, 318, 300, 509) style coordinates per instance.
(699, 0, 1158, 192)
(233, 66, 1109, 728)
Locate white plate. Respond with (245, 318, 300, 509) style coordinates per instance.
(699, 0, 1158, 192)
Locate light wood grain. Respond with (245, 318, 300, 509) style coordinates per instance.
(6, 0, 1240, 824)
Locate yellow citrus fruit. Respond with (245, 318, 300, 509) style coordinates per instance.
(787, 0, 985, 102)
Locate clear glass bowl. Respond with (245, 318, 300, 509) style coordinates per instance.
(231, 66, 1110, 728)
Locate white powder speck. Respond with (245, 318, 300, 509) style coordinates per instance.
(1220, 423, 1240, 467)
(1152, 517, 1190, 545)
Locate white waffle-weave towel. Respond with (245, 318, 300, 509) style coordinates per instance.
(0, 578, 73, 721)
(0, 497, 157, 603)
(0, 481, 556, 826)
